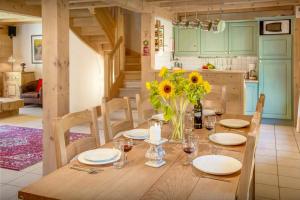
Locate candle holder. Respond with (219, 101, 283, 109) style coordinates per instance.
(144, 138, 168, 168)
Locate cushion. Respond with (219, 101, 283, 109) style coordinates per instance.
(36, 79, 43, 93)
(21, 92, 39, 98)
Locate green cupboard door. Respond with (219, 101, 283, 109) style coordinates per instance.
(174, 27, 200, 56)
(200, 27, 228, 55)
(259, 35, 292, 59)
(228, 22, 258, 56)
(259, 60, 292, 119)
(245, 82, 259, 115)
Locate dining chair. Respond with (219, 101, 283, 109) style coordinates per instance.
(203, 85, 227, 113)
(53, 106, 101, 168)
(136, 93, 156, 125)
(256, 93, 265, 113)
(236, 112, 261, 200)
(102, 97, 134, 142)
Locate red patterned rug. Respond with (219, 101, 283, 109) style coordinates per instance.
(0, 125, 86, 171)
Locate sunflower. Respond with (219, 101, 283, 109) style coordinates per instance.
(188, 72, 203, 84)
(203, 81, 211, 93)
(159, 66, 168, 77)
(158, 80, 175, 99)
(145, 82, 151, 90)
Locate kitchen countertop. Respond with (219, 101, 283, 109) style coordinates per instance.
(153, 69, 246, 74)
(245, 79, 259, 83)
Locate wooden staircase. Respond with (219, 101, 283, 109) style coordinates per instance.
(118, 71, 141, 109)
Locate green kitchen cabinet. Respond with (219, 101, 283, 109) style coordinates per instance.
(259, 60, 292, 119)
(200, 27, 228, 55)
(259, 35, 292, 59)
(228, 22, 258, 56)
(174, 27, 200, 56)
(245, 82, 259, 115)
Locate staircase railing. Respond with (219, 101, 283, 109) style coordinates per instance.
(104, 36, 124, 99)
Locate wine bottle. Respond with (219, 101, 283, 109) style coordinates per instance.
(194, 100, 203, 129)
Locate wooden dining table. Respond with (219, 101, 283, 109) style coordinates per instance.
(18, 114, 252, 200)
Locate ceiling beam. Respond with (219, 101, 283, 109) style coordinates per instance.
(0, 0, 41, 17)
(168, 0, 300, 13)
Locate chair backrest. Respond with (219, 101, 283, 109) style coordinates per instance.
(102, 97, 134, 142)
(256, 94, 265, 113)
(203, 85, 227, 113)
(136, 93, 155, 125)
(236, 112, 261, 200)
(54, 107, 101, 168)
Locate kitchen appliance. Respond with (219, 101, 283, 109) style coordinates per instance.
(248, 64, 257, 80)
(260, 20, 291, 35)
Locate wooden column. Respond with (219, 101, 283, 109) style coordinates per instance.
(141, 13, 155, 97)
(42, 0, 69, 175)
(294, 12, 300, 130)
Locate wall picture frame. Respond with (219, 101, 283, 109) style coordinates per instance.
(31, 35, 42, 64)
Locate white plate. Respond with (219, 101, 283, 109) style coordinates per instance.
(151, 113, 164, 121)
(193, 155, 242, 175)
(209, 133, 247, 146)
(219, 119, 250, 128)
(78, 148, 121, 165)
(203, 109, 215, 116)
(84, 148, 119, 162)
(121, 129, 149, 140)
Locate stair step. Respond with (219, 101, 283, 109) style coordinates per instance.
(126, 56, 141, 63)
(124, 80, 141, 88)
(124, 71, 141, 80)
(72, 17, 98, 27)
(119, 88, 140, 98)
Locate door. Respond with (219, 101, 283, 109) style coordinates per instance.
(200, 27, 228, 55)
(259, 60, 291, 119)
(174, 27, 200, 56)
(259, 35, 292, 59)
(228, 22, 258, 56)
(245, 82, 258, 115)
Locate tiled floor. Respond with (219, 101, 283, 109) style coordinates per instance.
(0, 106, 300, 200)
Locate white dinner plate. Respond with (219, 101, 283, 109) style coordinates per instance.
(84, 148, 119, 162)
(151, 113, 164, 121)
(203, 109, 215, 116)
(209, 132, 247, 146)
(193, 155, 242, 175)
(219, 119, 250, 128)
(121, 129, 149, 140)
(78, 148, 121, 165)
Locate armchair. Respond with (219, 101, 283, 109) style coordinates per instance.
(20, 80, 43, 106)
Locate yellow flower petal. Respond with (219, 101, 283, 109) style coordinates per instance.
(203, 81, 211, 93)
(145, 82, 151, 90)
(159, 66, 168, 77)
(188, 71, 203, 84)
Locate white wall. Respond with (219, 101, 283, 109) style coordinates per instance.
(13, 23, 104, 112)
(154, 17, 173, 69)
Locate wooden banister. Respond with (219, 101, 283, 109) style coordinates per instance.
(109, 36, 123, 57)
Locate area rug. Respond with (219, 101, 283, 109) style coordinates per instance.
(0, 115, 41, 124)
(0, 125, 86, 171)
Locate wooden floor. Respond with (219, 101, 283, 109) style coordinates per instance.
(0, 106, 300, 200)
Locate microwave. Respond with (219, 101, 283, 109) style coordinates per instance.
(260, 20, 291, 35)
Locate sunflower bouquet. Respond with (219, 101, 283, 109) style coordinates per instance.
(146, 67, 211, 142)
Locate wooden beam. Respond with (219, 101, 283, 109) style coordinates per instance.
(0, 0, 41, 17)
(94, 8, 116, 46)
(72, 16, 98, 27)
(294, 10, 300, 128)
(42, 0, 70, 175)
(69, 1, 112, 9)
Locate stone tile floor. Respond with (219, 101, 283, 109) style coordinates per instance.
(0, 106, 300, 200)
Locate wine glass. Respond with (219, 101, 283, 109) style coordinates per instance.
(205, 115, 216, 135)
(122, 139, 133, 164)
(184, 112, 194, 134)
(215, 106, 224, 121)
(182, 134, 198, 165)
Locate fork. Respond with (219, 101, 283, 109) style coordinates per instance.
(199, 174, 231, 182)
(70, 165, 103, 174)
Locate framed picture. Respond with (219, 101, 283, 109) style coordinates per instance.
(31, 35, 42, 64)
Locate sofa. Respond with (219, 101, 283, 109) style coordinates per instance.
(20, 79, 43, 106)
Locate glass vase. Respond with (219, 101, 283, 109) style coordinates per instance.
(169, 112, 185, 143)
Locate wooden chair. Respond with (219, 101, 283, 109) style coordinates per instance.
(102, 97, 134, 142)
(136, 93, 156, 125)
(236, 112, 261, 200)
(256, 94, 265, 113)
(203, 85, 227, 113)
(54, 107, 101, 168)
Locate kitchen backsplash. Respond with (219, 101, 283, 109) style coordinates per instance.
(173, 56, 258, 71)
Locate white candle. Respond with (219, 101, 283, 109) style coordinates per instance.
(149, 123, 161, 142)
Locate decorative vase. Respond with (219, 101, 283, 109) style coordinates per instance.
(168, 98, 189, 143)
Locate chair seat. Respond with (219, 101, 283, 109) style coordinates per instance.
(21, 92, 39, 98)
